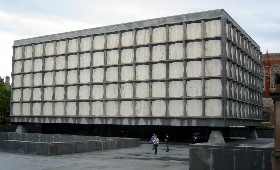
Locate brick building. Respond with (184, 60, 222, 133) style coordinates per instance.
(262, 53, 280, 97)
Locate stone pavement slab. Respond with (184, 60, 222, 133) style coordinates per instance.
(0, 143, 189, 170)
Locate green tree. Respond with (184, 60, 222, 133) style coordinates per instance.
(0, 82, 11, 125)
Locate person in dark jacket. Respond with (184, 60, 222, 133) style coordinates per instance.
(165, 133, 170, 152)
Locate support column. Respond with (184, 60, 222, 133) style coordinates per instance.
(269, 74, 280, 169)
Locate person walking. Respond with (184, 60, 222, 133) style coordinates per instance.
(150, 133, 156, 150)
(165, 133, 170, 152)
(153, 135, 159, 154)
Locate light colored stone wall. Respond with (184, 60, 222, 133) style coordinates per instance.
(152, 45, 166, 61)
(169, 100, 183, 117)
(121, 31, 134, 47)
(12, 16, 261, 124)
(169, 43, 183, 60)
(136, 29, 149, 45)
(135, 101, 149, 117)
(80, 37, 91, 52)
(169, 25, 183, 42)
(121, 83, 133, 98)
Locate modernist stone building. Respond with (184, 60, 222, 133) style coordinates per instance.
(11, 9, 263, 137)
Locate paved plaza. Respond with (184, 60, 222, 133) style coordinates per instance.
(0, 142, 189, 170)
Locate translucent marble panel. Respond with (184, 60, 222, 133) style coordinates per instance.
(186, 42, 202, 58)
(67, 70, 77, 84)
(120, 101, 133, 116)
(93, 52, 104, 66)
(186, 100, 202, 116)
(92, 85, 104, 99)
(55, 102, 64, 116)
(135, 101, 149, 117)
(205, 20, 221, 38)
(169, 81, 183, 97)
(152, 63, 166, 79)
(23, 74, 32, 87)
(152, 27, 166, 43)
(121, 83, 133, 98)
(169, 62, 183, 78)
(186, 80, 202, 97)
(107, 50, 119, 65)
(107, 33, 119, 49)
(56, 56, 65, 69)
(13, 89, 21, 101)
(106, 67, 118, 82)
(169, 25, 183, 42)
(106, 101, 118, 116)
(35, 44, 43, 57)
(66, 102, 76, 116)
(92, 68, 104, 82)
(106, 84, 118, 98)
(152, 82, 166, 97)
(205, 79, 222, 96)
(92, 102, 103, 116)
(136, 29, 149, 45)
(80, 53, 91, 67)
(45, 57, 54, 70)
(79, 102, 90, 116)
(79, 85, 90, 99)
(121, 49, 134, 64)
(152, 45, 166, 61)
(56, 41, 66, 55)
(136, 83, 149, 98)
(187, 23, 201, 40)
(80, 37, 92, 52)
(67, 86, 77, 99)
(169, 43, 183, 60)
(152, 100, 166, 116)
(34, 59, 42, 71)
(205, 99, 222, 116)
(80, 69, 90, 83)
(186, 61, 202, 77)
(44, 72, 53, 85)
(136, 65, 149, 80)
(12, 103, 21, 116)
(14, 47, 22, 59)
(121, 66, 134, 81)
(24, 60, 32, 72)
(23, 88, 31, 101)
(24, 46, 33, 59)
(55, 87, 65, 100)
(33, 73, 42, 86)
(205, 59, 222, 76)
(32, 103, 41, 115)
(168, 100, 183, 117)
(55, 71, 65, 85)
(22, 103, 31, 115)
(205, 40, 221, 57)
(33, 88, 42, 100)
(93, 35, 105, 50)
(68, 39, 78, 53)
(68, 55, 78, 68)
(13, 75, 22, 87)
(121, 31, 134, 47)
(14, 61, 22, 73)
(44, 87, 53, 100)
(45, 42, 54, 56)
(136, 47, 149, 62)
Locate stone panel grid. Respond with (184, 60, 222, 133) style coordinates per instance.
(11, 9, 262, 127)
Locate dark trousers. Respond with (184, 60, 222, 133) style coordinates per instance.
(155, 144, 158, 154)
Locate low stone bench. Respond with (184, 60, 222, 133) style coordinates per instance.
(0, 132, 140, 155)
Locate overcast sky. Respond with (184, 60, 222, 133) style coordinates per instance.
(0, 0, 279, 79)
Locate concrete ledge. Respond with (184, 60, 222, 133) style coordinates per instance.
(0, 132, 140, 155)
(189, 142, 274, 170)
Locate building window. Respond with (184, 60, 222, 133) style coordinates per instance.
(263, 67, 265, 89)
(270, 64, 280, 89)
